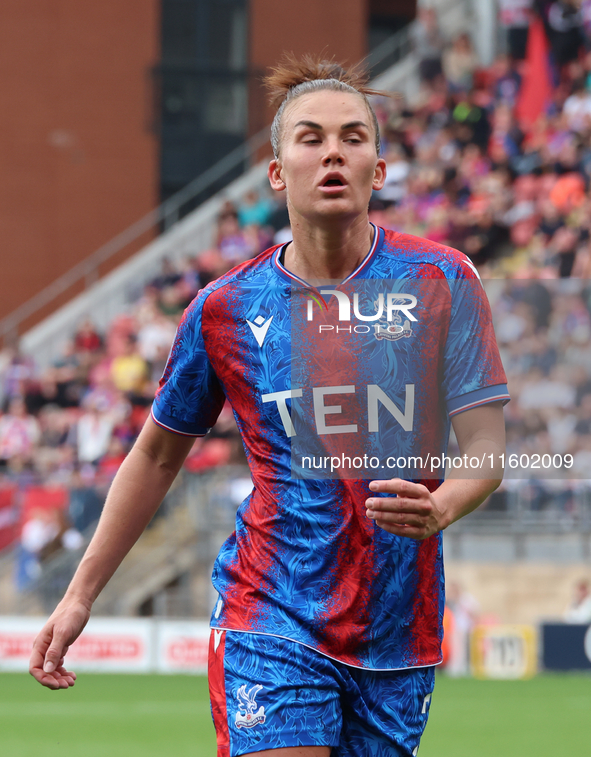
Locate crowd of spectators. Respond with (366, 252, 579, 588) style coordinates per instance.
(0, 192, 286, 591)
(372, 4, 591, 280)
(4, 4, 591, 590)
(369, 3, 591, 513)
(491, 278, 591, 511)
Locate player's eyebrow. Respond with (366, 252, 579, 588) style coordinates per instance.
(293, 120, 323, 130)
(293, 120, 369, 131)
(341, 121, 369, 130)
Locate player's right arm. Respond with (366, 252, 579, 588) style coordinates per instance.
(29, 417, 195, 689)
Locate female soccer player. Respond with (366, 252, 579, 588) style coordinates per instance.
(30, 56, 507, 757)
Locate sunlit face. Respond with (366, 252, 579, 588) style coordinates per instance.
(268, 90, 386, 225)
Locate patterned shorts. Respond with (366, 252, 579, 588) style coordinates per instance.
(209, 629, 435, 757)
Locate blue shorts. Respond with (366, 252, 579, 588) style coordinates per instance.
(209, 629, 434, 757)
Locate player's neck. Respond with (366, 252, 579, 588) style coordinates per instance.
(283, 215, 374, 286)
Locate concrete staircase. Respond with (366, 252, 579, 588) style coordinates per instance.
(1, 469, 244, 618)
(91, 504, 207, 617)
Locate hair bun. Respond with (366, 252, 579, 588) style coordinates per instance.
(264, 53, 374, 108)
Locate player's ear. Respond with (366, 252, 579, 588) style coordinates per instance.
(372, 157, 387, 192)
(268, 159, 286, 192)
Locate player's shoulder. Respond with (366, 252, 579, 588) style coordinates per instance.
(379, 228, 480, 281)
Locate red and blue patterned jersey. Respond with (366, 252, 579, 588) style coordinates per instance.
(152, 226, 509, 670)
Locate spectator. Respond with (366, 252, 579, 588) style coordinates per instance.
(110, 336, 148, 396)
(193, 247, 227, 287)
(372, 144, 410, 205)
(0, 397, 40, 467)
(17, 507, 60, 589)
(498, 0, 534, 60)
(150, 257, 182, 290)
(547, 0, 585, 68)
(217, 213, 257, 264)
(412, 7, 445, 83)
(37, 404, 71, 453)
(0, 476, 18, 550)
(563, 85, 591, 141)
(68, 468, 104, 533)
(445, 581, 480, 677)
(75, 398, 122, 465)
(0, 348, 11, 410)
(574, 392, 591, 434)
(492, 55, 523, 108)
(51, 340, 86, 408)
(175, 256, 202, 306)
(137, 313, 176, 367)
(1, 349, 36, 405)
(443, 33, 480, 92)
(583, 0, 591, 46)
(519, 365, 576, 410)
(489, 103, 523, 162)
(73, 319, 103, 354)
(97, 437, 128, 480)
(158, 284, 186, 318)
(572, 433, 591, 474)
(237, 190, 274, 227)
(17, 505, 83, 592)
(563, 578, 591, 622)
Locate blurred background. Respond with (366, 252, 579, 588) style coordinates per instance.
(1, 0, 591, 727)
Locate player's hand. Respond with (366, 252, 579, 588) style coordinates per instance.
(365, 479, 450, 540)
(29, 597, 91, 689)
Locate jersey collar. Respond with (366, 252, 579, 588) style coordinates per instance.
(272, 224, 384, 287)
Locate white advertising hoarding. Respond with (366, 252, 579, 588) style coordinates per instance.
(155, 620, 210, 674)
(0, 617, 156, 673)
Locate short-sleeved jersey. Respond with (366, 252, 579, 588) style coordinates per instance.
(152, 226, 509, 670)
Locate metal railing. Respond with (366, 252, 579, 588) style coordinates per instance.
(367, 24, 416, 80)
(0, 126, 271, 347)
(366, 0, 474, 78)
(9, 466, 249, 617)
(7, 468, 591, 616)
(0, 16, 446, 350)
(3, 0, 478, 355)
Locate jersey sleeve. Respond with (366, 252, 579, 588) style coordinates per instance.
(442, 263, 510, 417)
(151, 291, 226, 436)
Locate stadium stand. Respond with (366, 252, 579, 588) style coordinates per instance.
(2, 1, 591, 619)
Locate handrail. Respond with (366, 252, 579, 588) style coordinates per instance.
(366, 23, 415, 78)
(1, 15, 448, 346)
(0, 126, 271, 345)
(365, 0, 471, 75)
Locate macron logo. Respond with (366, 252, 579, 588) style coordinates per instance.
(246, 315, 273, 347)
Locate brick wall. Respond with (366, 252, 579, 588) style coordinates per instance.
(0, 1, 159, 328)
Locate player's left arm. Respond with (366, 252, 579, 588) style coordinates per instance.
(365, 401, 505, 539)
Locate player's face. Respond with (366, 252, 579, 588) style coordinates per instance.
(268, 91, 386, 224)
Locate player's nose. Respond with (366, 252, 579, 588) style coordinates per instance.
(322, 138, 344, 165)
